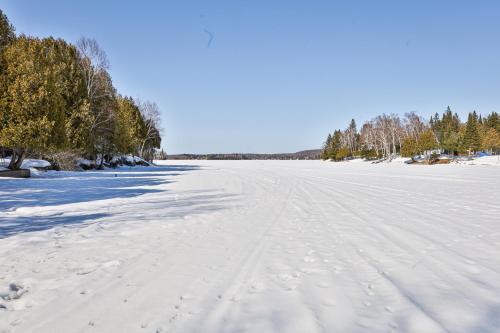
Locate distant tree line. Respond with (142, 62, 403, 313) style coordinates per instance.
(321, 107, 500, 161)
(0, 10, 162, 170)
(167, 150, 321, 160)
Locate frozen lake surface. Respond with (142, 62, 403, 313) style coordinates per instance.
(1, 160, 499, 332)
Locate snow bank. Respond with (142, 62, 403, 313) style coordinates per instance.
(22, 159, 51, 169)
(326, 157, 410, 164)
(111, 154, 151, 166)
(76, 155, 152, 170)
(329, 155, 500, 166)
(0, 158, 51, 170)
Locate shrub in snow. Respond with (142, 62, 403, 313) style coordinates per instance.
(45, 150, 82, 171)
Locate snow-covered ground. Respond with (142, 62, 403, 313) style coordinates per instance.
(0, 160, 499, 333)
(460, 155, 500, 166)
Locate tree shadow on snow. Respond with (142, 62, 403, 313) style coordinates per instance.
(0, 191, 238, 238)
(0, 212, 110, 238)
(0, 165, 201, 211)
(0, 164, 235, 238)
(467, 303, 500, 333)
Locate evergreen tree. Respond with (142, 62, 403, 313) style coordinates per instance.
(335, 147, 350, 161)
(418, 129, 438, 153)
(462, 112, 482, 154)
(0, 9, 15, 51)
(400, 137, 418, 157)
(0, 11, 163, 170)
(439, 107, 461, 155)
(0, 36, 88, 169)
(481, 128, 500, 154)
(114, 96, 145, 155)
(320, 131, 343, 161)
(0, 10, 15, 129)
(320, 134, 332, 160)
(331, 130, 343, 160)
(485, 112, 499, 132)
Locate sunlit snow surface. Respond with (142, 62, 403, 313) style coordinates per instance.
(0, 160, 499, 333)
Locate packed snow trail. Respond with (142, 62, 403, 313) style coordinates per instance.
(0, 161, 499, 333)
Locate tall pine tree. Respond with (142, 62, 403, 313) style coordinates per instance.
(0, 9, 15, 51)
(462, 112, 481, 154)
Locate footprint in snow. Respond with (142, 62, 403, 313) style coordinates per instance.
(0, 283, 28, 301)
(102, 260, 122, 270)
(249, 282, 266, 294)
(466, 265, 481, 275)
(300, 267, 327, 275)
(76, 264, 99, 275)
(169, 312, 182, 322)
(321, 299, 335, 307)
(187, 307, 203, 315)
(316, 282, 329, 289)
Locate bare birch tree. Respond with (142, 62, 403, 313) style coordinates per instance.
(76, 37, 115, 160)
(77, 37, 109, 100)
(138, 100, 162, 160)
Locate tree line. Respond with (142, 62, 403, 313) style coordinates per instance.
(321, 107, 500, 161)
(0, 10, 162, 170)
(167, 150, 321, 160)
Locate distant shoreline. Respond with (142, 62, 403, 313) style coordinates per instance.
(165, 150, 321, 160)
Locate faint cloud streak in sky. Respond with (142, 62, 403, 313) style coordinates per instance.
(204, 28, 214, 48)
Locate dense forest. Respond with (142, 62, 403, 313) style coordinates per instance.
(0, 10, 162, 170)
(321, 107, 500, 161)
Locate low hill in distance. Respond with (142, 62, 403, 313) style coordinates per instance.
(166, 149, 321, 160)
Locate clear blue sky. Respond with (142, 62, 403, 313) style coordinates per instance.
(2, 1, 500, 153)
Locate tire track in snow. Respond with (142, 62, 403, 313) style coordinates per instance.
(299, 175, 495, 332)
(190, 172, 324, 332)
(302, 174, 500, 276)
(306, 174, 500, 278)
